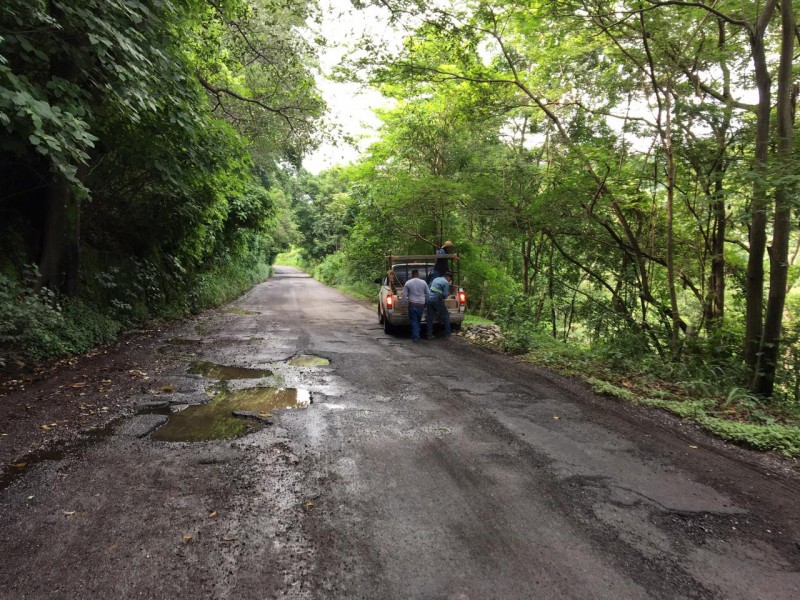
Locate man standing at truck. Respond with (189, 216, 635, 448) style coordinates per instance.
(401, 269, 430, 343)
(426, 271, 453, 339)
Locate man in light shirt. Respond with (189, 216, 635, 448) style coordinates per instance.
(401, 269, 430, 343)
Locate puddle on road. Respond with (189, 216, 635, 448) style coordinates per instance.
(287, 355, 330, 367)
(188, 361, 272, 380)
(151, 387, 311, 442)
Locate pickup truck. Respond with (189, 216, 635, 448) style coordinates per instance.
(376, 254, 467, 334)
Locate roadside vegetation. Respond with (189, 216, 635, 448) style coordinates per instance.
(0, 0, 323, 367)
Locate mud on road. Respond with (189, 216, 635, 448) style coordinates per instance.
(1, 266, 799, 599)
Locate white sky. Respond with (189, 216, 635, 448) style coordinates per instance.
(303, 1, 398, 174)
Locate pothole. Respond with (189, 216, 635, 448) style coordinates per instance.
(286, 355, 330, 367)
(188, 361, 272, 380)
(151, 387, 311, 442)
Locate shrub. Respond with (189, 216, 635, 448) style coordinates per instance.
(0, 270, 66, 366)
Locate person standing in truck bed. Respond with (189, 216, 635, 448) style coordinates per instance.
(401, 269, 430, 343)
(430, 240, 456, 281)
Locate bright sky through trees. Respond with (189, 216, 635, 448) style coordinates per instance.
(303, 0, 394, 173)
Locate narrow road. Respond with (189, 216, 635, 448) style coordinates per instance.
(1, 266, 799, 599)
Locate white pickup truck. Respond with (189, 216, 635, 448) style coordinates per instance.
(376, 254, 467, 334)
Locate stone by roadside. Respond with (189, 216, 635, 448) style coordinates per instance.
(459, 323, 504, 348)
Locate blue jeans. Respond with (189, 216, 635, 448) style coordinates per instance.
(408, 303, 425, 340)
(426, 295, 451, 336)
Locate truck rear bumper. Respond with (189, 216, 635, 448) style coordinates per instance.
(387, 311, 465, 326)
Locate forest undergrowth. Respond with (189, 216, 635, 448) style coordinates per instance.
(0, 255, 271, 371)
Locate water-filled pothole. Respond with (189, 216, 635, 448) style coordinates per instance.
(151, 387, 311, 442)
(287, 355, 330, 367)
(188, 361, 272, 380)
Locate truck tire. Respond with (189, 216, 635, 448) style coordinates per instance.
(383, 314, 394, 334)
(378, 305, 384, 324)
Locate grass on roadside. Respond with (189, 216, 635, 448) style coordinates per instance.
(463, 314, 495, 326)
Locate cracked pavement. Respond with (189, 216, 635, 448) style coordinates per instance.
(1, 266, 799, 599)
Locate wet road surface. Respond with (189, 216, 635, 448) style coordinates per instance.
(1, 266, 799, 599)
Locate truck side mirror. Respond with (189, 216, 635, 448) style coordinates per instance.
(374, 277, 382, 284)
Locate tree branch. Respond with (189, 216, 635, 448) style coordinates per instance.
(196, 74, 296, 131)
(643, 1, 753, 33)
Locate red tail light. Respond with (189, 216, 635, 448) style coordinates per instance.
(458, 290, 466, 304)
(386, 294, 394, 308)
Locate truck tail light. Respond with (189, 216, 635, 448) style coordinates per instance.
(386, 294, 394, 309)
(458, 290, 466, 304)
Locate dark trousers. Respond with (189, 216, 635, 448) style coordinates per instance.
(426, 295, 451, 336)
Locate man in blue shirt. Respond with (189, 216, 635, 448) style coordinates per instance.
(426, 271, 453, 339)
(401, 269, 430, 343)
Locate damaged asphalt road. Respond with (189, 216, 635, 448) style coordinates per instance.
(1, 266, 799, 599)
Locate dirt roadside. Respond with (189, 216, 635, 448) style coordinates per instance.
(0, 322, 191, 488)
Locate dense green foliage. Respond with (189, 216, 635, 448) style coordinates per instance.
(0, 0, 323, 366)
(291, 1, 800, 423)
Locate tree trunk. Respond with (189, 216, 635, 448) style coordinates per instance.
(522, 237, 531, 294)
(744, 1, 778, 375)
(706, 18, 732, 330)
(37, 0, 82, 296)
(548, 244, 557, 338)
(37, 171, 81, 295)
(706, 178, 726, 329)
(664, 82, 680, 356)
(752, 1, 795, 396)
